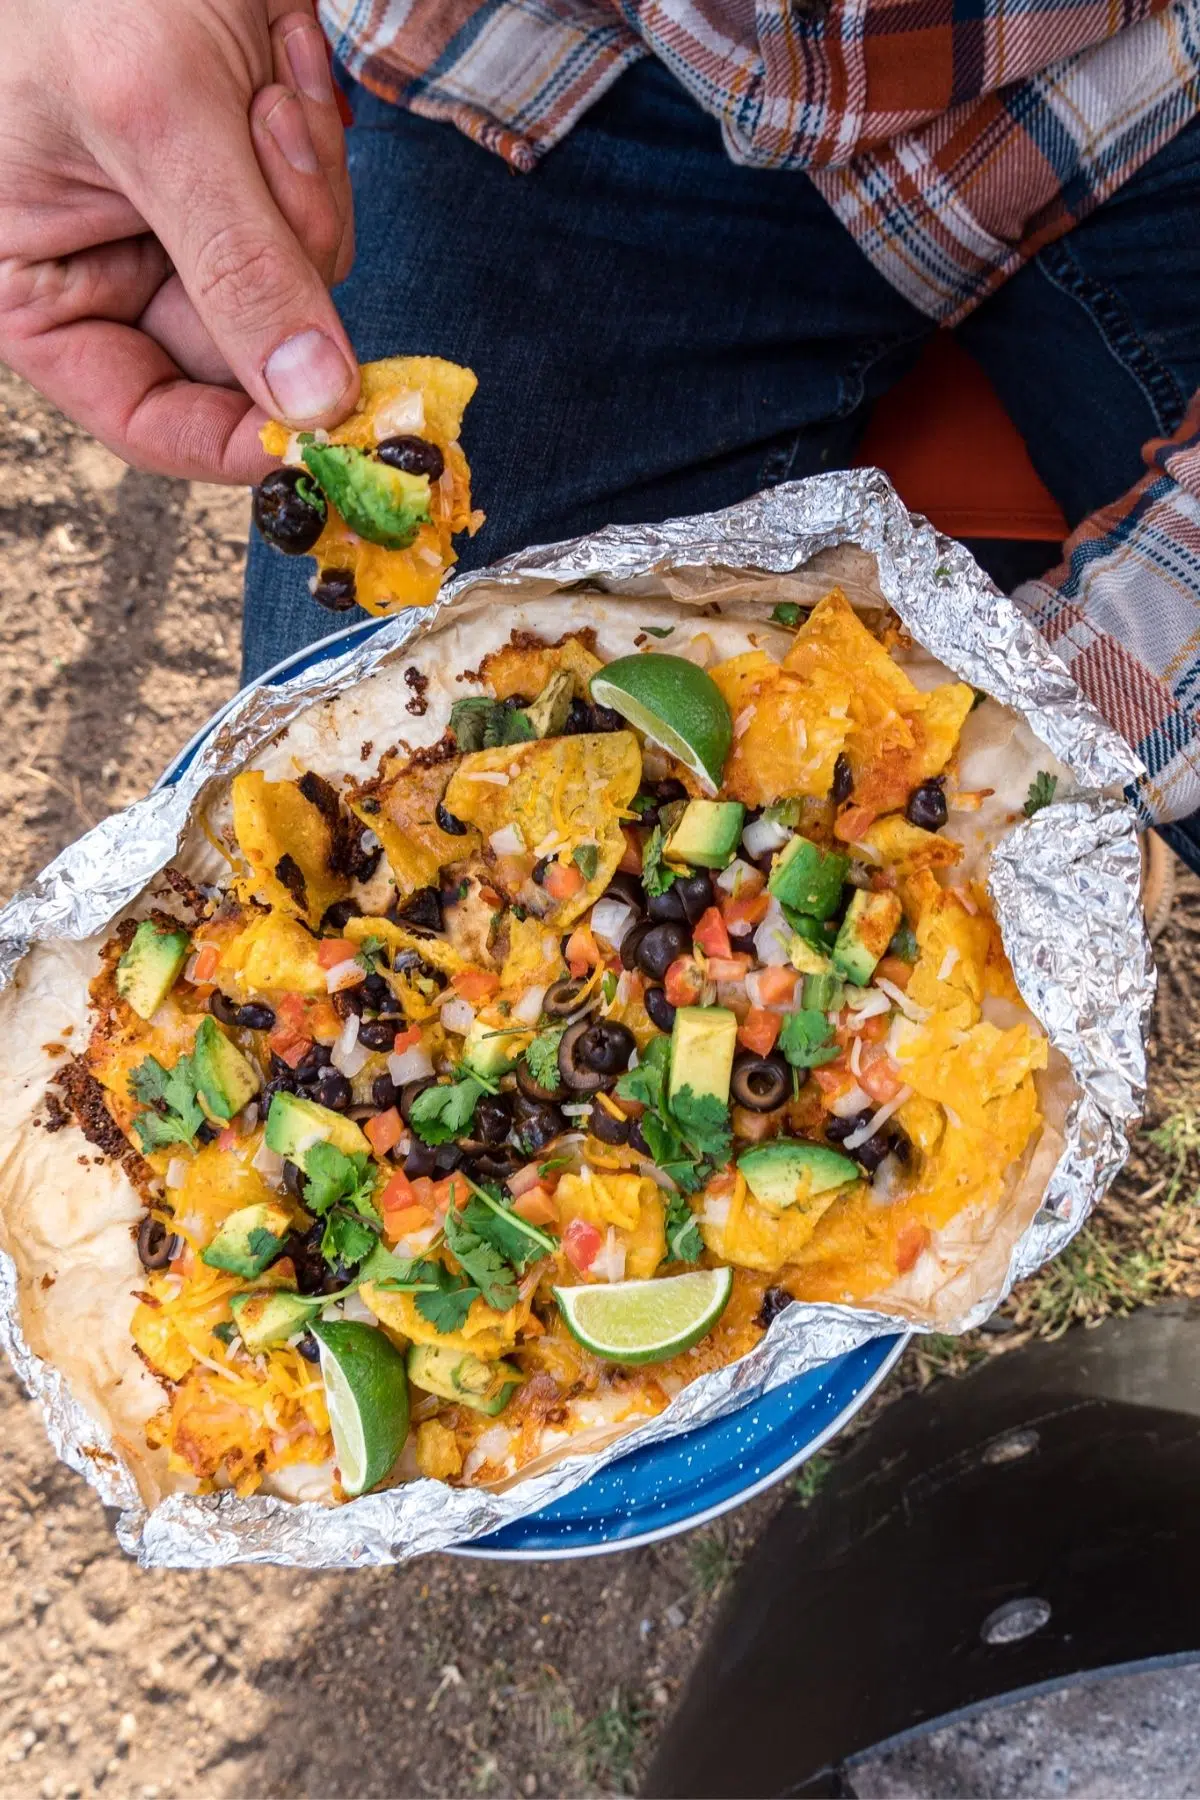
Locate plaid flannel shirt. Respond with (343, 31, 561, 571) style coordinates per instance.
(320, 0, 1200, 825)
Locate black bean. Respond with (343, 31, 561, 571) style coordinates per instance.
(253, 467, 327, 555)
(636, 921, 689, 980)
(590, 1105, 630, 1146)
(674, 871, 715, 925)
(358, 1018, 398, 1052)
(362, 972, 391, 1007)
(905, 778, 948, 832)
(283, 1159, 307, 1200)
(208, 990, 242, 1028)
(285, 1225, 348, 1296)
(234, 1002, 276, 1032)
(436, 799, 469, 836)
(472, 1095, 514, 1144)
(297, 1333, 322, 1363)
(562, 698, 593, 736)
(396, 886, 443, 933)
(831, 751, 853, 804)
(433, 1142, 463, 1173)
(588, 703, 624, 733)
(294, 1042, 333, 1083)
(372, 1072, 400, 1111)
(654, 778, 689, 805)
(620, 919, 654, 971)
(644, 985, 676, 1033)
(756, 1286, 792, 1329)
(376, 435, 445, 481)
(646, 887, 686, 923)
(311, 567, 358, 613)
(512, 1096, 567, 1154)
(824, 1108, 872, 1144)
(577, 1021, 636, 1075)
(404, 1140, 439, 1179)
(137, 1214, 177, 1271)
(195, 1119, 220, 1145)
(322, 899, 363, 932)
(332, 987, 365, 1019)
(259, 1076, 297, 1111)
(532, 856, 552, 886)
(311, 1067, 352, 1112)
(851, 1132, 892, 1175)
(889, 1128, 912, 1166)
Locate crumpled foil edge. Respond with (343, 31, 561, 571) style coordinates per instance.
(0, 468, 1152, 1567)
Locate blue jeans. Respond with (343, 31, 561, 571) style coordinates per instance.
(243, 60, 1200, 855)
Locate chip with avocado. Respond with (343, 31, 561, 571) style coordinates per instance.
(300, 442, 432, 551)
(115, 920, 191, 1022)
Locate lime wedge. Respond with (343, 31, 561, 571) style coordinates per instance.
(590, 655, 732, 791)
(554, 1268, 734, 1365)
(311, 1320, 410, 1497)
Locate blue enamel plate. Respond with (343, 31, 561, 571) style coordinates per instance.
(161, 616, 907, 1557)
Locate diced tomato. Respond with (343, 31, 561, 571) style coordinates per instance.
(619, 827, 643, 874)
(876, 955, 913, 988)
(452, 967, 501, 1005)
(364, 1107, 404, 1157)
(693, 906, 733, 960)
(392, 1024, 422, 1053)
(384, 1203, 436, 1243)
(704, 1169, 736, 1199)
(563, 1218, 603, 1273)
(755, 964, 798, 1007)
(513, 1186, 560, 1227)
(274, 992, 309, 1034)
(833, 804, 879, 845)
(379, 1169, 415, 1213)
(190, 943, 221, 985)
(895, 1220, 930, 1273)
(434, 1172, 470, 1211)
(216, 1125, 239, 1152)
(317, 938, 357, 969)
(705, 952, 752, 982)
(858, 1044, 905, 1104)
(722, 891, 770, 935)
(738, 1007, 782, 1056)
(838, 1009, 890, 1050)
(565, 926, 601, 977)
(812, 1059, 851, 1096)
(544, 860, 585, 902)
(407, 1176, 437, 1212)
(269, 1031, 313, 1069)
(664, 955, 705, 1008)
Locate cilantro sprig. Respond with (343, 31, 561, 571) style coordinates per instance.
(523, 1029, 565, 1093)
(641, 825, 678, 898)
(449, 697, 535, 752)
(616, 1037, 731, 1199)
(409, 1074, 485, 1145)
(370, 1178, 556, 1333)
(300, 1141, 382, 1269)
(778, 1009, 841, 1070)
(1023, 771, 1058, 817)
(128, 1049, 205, 1152)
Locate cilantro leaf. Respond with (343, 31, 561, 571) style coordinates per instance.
(414, 1259, 480, 1333)
(601, 970, 618, 1005)
(462, 1182, 556, 1271)
(664, 1192, 703, 1263)
(769, 602, 803, 629)
(641, 825, 678, 898)
(779, 1008, 841, 1069)
(321, 1210, 378, 1269)
(444, 1205, 519, 1312)
(616, 1034, 671, 1112)
(620, 1041, 731, 1195)
(355, 933, 386, 974)
(670, 1086, 732, 1167)
(643, 625, 674, 639)
(128, 1050, 205, 1152)
(302, 1142, 378, 1218)
(628, 794, 656, 817)
(409, 1076, 483, 1146)
(450, 696, 535, 750)
(523, 1030, 565, 1094)
(1023, 771, 1058, 817)
(572, 842, 599, 881)
(212, 1320, 237, 1346)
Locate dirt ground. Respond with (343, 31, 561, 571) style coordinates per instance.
(3, 363, 1200, 1799)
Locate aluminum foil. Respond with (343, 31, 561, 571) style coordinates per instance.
(0, 468, 1153, 1567)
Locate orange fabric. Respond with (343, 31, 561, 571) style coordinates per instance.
(855, 335, 1068, 541)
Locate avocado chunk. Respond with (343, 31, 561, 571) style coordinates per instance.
(768, 837, 849, 919)
(665, 800, 746, 870)
(201, 1201, 293, 1276)
(831, 890, 904, 987)
(230, 1288, 322, 1354)
(801, 971, 844, 1011)
(668, 1005, 738, 1109)
(300, 442, 431, 551)
(788, 936, 833, 978)
(460, 1015, 528, 1083)
(192, 1016, 260, 1122)
(407, 1344, 522, 1416)
(738, 1139, 859, 1212)
(116, 920, 191, 1022)
(264, 1091, 370, 1170)
(521, 670, 575, 739)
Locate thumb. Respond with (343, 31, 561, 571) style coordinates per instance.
(123, 99, 358, 428)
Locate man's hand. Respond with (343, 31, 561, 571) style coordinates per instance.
(0, 0, 359, 483)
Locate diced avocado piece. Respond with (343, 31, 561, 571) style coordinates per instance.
(738, 1138, 859, 1212)
(768, 836, 849, 919)
(407, 1344, 522, 1416)
(461, 1015, 528, 1082)
(785, 908, 837, 948)
(801, 972, 844, 1011)
(668, 1006, 738, 1109)
(665, 801, 746, 870)
(788, 936, 833, 977)
(264, 1091, 370, 1169)
(521, 669, 575, 739)
(230, 1288, 322, 1354)
(201, 1201, 293, 1276)
(192, 1016, 260, 1122)
(831, 890, 904, 987)
(300, 442, 431, 551)
(116, 920, 191, 1021)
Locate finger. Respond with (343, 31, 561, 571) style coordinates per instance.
(0, 236, 171, 336)
(270, 13, 355, 285)
(250, 84, 342, 286)
(138, 273, 237, 387)
(4, 313, 274, 483)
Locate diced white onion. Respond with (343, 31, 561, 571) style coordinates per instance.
(742, 814, 792, 860)
(324, 957, 364, 993)
(489, 823, 525, 856)
(594, 1228, 627, 1283)
(843, 1087, 912, 1150)
(165, 1157, 188, 1190)
(251, 1140, 285, 1187)
(533, 831, 565, 858)
(512, 985, 546, 1026)
(335, 1014, 359, 1057)
(845, 988, 890, 1023)
(372, 388, 425, 436)
(590, 897, 634, 948)
(339, 1292, 379, 1325)
(830, 1083, 872, 1118)
(239, 1101, 258, 1132)
(441, 996, 475, 1034)
(938, 947, 960, 981)
(331, 1015, 369, 1079)
(876, 978, 932, 1022)
(716, 858, 755, 895)
(614, 971, 633, 1007)
(360, 828, 381, 853)
(464, 770, 510, 786)
(392, 1224, 439, 1258)
(561, 1101, 592, 1119)
(849, 1035, 863, 1077)
(754, 899, 793, 967)
(700, 1196, 730, 1229)
(478, 1425, 515, 1463)
(388, 1044, 434, 1086)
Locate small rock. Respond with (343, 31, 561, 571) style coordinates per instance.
(663, 1603, 687, 1631)
(522, 1776, 538, 1796)
(39, 1776, 56, 1798)
(116, 1714, 137, 1752)
(29, 1589, 52, 1611)
(20, 1730, 37, 1750)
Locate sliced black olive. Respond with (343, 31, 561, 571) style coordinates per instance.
(646, 887, 686, 923)
(311, 567, 357, 613)
(588, 703, 624, 733)
(730, 1052, 790, 1112)
(532, 855, 552, 886)
(436, 799, 469, 836)
(433, 1142, 463, 1173)
(398, 1077, 438, 1125)
(372, 1071, 400, 1111)
(282, 1159, 307, 1201)
(628, 1118, 651, 1157)
(396, 885, 443, 933)
(253, 467, 327, 555)
(831, 752, 853, 804)
(469, 1147, 522, 1182)
(562, 698, 592, 736)
(590, 1103, 630, 1146)
(195, 1118, 220, 1145)
(636, 921, 689, 980)
(603, 871, 646, 913)
(358, 1018, 398, 1052)
(644, 985, 676, 1033)
(756, 1286, 792, 1329)
(137, 1213, 178, 1271)
(294, 1041, 333, 1083)
(311, 1067, 352, 1112)
(322, 898, 363, 932)
(516, 1059, 567, 1104)
(620, 918, 654, 970)
(511, 1095, 567, 1154)
(376, 435, 445, 481)
(403, 1139, 439, 1179)
(208, 990, 241, 1027)
(234, 1001, 275, 1032)
(543, 976, 597, 1020)
(577, 1021, 635, 1076)
(905, 778, 948, 832)
(674, 871, 715, 925)
(558, 1018, 623, 1093)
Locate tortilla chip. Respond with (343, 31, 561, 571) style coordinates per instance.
(480, 633, 602, 703)
(351, 753, 481, 895)
(231, 771, 346, 926)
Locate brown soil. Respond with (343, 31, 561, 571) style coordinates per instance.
(2, 364, 1199, 1798)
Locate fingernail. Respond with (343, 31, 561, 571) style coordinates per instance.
(265, 330, 354, 420)
(262, 92, 320, 174)
(284, 22, 334, 104)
